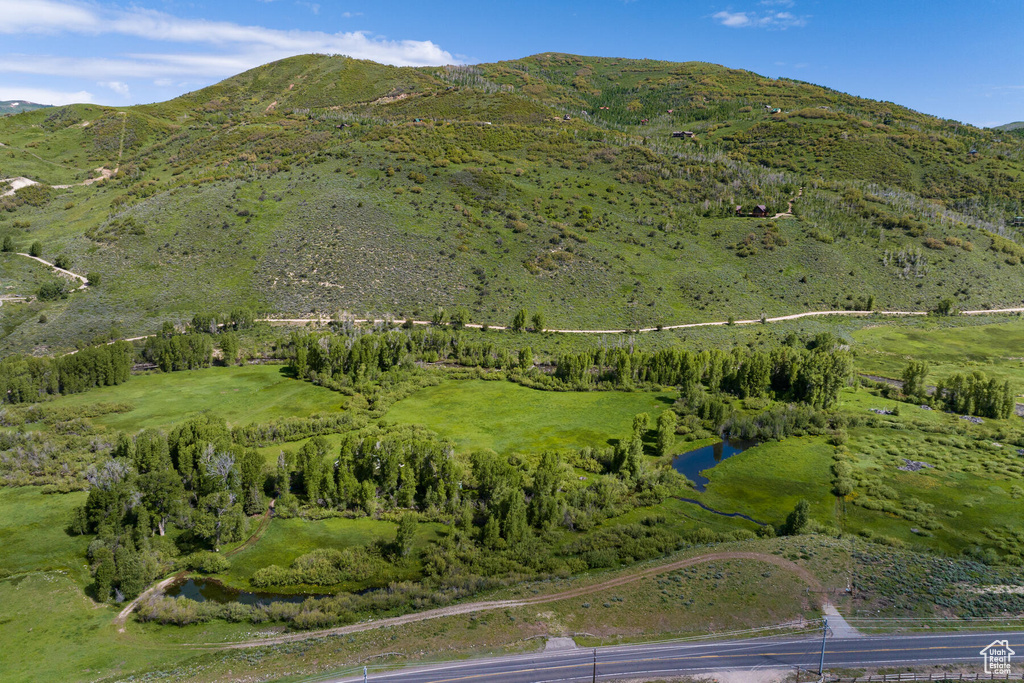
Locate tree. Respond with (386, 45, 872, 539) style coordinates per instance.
(901, 361, 929, 400)
(531, 312, 545, 333)
(656, 410, 677, 458)
(37, 280, 66, 301)
(138, 469, 184, 536)
(227, 307, 254, 330)
(529, 451, 565, 529)
(451, 307, 469, 329)
(431, 306, 448, 326)
(395, 512, 417, 557)
(780, 499, 810, 536)
(933, 298, 958, 316)
(219, 332, 239, 365)
(518, 346, 533, 370)
(29, 241, 42, 257)
(510, 308, 527, 332)
(499, 489, 529, 549)
(358, 480, 377, 516)
(93, 547, 115, 602)
(296, 436, 329, 503)
(1, 235, 13, 252)
(193, 491, 242, 550)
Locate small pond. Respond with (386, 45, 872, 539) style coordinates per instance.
(165, 578, 327, 605)
(671, 438, 757, 492)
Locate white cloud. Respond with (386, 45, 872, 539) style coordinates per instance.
(0, 1, 455, 67)
(342, 12, 363, 18)
(714, 11, 753, 27)
(712, 8, 807, 29)
(100, 81, 131, 97)
(0, 0, 97, 34)
(0, 86, 94, 105)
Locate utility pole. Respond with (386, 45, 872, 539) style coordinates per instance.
(818, 617, 828, 675)
(592, 648, 597, 683)
(363, 665, 367, 683)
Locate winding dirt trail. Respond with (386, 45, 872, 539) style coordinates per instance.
(176, 551, 824, 650)
(16, 253, 89, 289)
(263, 309, 934, 335)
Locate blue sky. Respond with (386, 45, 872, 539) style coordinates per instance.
(2, 0, 1022, 127)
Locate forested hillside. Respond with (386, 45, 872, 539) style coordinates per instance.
(2, 53, 1024, 352)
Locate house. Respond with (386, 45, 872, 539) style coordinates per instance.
(671, 131, 685, 138)
(683, 131, 696, 138)
(752, 205, 768, 217)
(735, 205, 744, 216)
(1010, 216, 1024, 227)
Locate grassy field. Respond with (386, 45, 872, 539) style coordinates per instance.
(0, 487, 192, 682)
(42, 364, 344, 431)
(852, 318, 1024, 390)
(385, 379, 673, 453)
(697, 437, 836, 529)
(217, 515, 443, 592)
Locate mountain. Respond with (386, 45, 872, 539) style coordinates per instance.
(994, 121, 1024, 132)
(0, 100, 51, 115)
(0, 53, 1023, 352)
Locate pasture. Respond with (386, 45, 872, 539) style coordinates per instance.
(385, 379, 674, 453)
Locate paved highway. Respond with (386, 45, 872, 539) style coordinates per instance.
(326, 632, 1023, 682)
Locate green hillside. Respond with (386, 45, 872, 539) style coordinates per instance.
(2, 53, 1024, 352)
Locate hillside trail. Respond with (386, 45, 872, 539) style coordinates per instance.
(33, 306, 1024, 357)
(1, 167, 115, 197)
(16, 253, 88, 289)
(173, 551, 825, 650)
(772, 186, 803, 219)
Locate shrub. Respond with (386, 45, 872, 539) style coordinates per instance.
(183, 551, 230, 574)
(37, 281, 67, 301)
(29, 241, 43, 257)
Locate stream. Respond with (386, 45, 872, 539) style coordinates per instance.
(670, 438, 767, 526)
(164, 577, 326, 605)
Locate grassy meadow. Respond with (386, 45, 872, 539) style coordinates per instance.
(41, 363, 343, 431)
(385, 379, 674, 452)
(852, 318, 1024, 389)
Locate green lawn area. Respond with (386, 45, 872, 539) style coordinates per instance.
(0, 487, 90, 580)
(384, 380, 674, 453)
(218, 515, 442, 592)
(697, 437, 836, 529)
(852, 320, 1024, 391)
(43, 364, 345, 431)
(0, 488, 196, 682)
